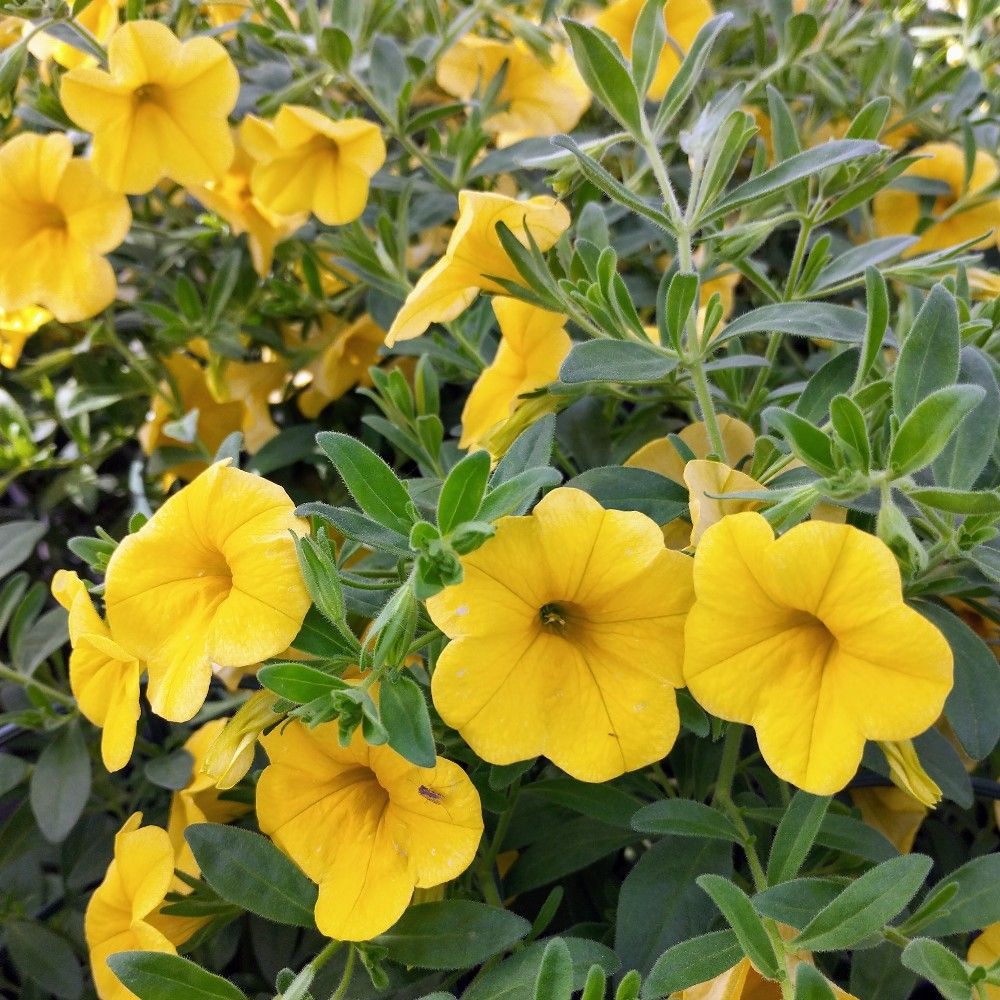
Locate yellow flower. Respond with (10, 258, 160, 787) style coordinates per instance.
(626, 415, 756, 485)
(427, 487, 694, 782)
(297, 314, 386, 418)
(189, 128, 307, 276)
(61, 20, 239, 194)
(683, 512, 953, 794)
(29, 0, 120, 70)
(214, 357, 287, 452)
(968, 267, 1000, 301)
(0, 16, 23, 48)
(167, 719, 251, 876)
(872, 142, 1000, 256)
(459, 298, 571, 449)
(202, 0, 253, 30)
(436, 35, 590, 147)
(203, 690, 278, 789)
(0, 306, 50, 368)
(850, 786, 926, 855)
(104, 462, 310, 722)
(51, 571, 142, 773)
(386, 190, 570, 345)
(683, 459, 764, 547)
(257, 722, 483, 941)
(0, 133, 131, 323)
(969, 923, 1000, 997)
(594, 0, 714, 100)
(241, 106, 386, 226)
(880, 739, 941, 807)
(85, 813, 186, 1000)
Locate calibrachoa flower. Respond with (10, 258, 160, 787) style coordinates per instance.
(257, 722, 483, 941)
(683, 458, 763, 547)
(203, 690, 278, 788)
(104, 462, 310, 722)
(873, 141, 1000, 255)
(60, 20, 239, 194)
(241, 106, 386, 226)
(0, 133, 131, 322)
(29, 0, 121, 70)
(594, 0, 715, 100)
(626, 415, 756, 484)
(427, 487, 694, 782)
(386, 190, 570, 344)
(969, 923, 1000, 996)
(683, 512, 954, 794)
(850, 786, 927, 854)
(85, 814, 190, 1000)
(436, 35, 591, 147)
(0, 306, 50, 368)
(51, 571, 142, 773)
(459, 297, 571, 450)
(216, 357, 287, 452)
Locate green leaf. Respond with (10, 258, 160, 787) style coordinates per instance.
(30, 721, 91, 843)
(375, 901, 530, 970)
(379, 673, 436, 768)
(889, 384, 984, 477)
(296, 502, 411, 555)
(697, 874, 781, 980)
(767, 792, 831, 886)
(533, 938, 574, 1000)
(631, 799, 741, 842)
(642, 929, 742, 997)
(795, 349, 859, 425)
(0, 752, 28, 796)
(892, 283, 960, 418)
(184, 824, 318, 927)
(144, 749, 194, 791)
(714, 302, 870, 348)
(566, 466, 688, 524)
(791, 854, 932, 951)
(0, 520, 46, 577)
(753, 878, 848, 930)
(562, 19, 643, 135)
(900, 939, 972, 1000)
(524, 778, 641, 828)
(917, 854, 1000, 937)
(907, 487, 1000, 515)
(829, 395, 871, 471)
(5, 921, 82, 999)
(559, 340, 678, 384)
(316, 432, 415, 534)
(794, 963, 837, 1000)
(438, 450, 491, 533)
(257, 662, 347, 704)
(106, 952, 247, 1000)
(478, 468, 562, 522)
(492, 415, 555, 483)
(764, 407, 836, 474)
(629, 0, 666, 97)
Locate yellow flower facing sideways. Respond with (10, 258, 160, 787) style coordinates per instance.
(0, 133, 131, 323)
(386, 190, 571, 345)
(626, 415, 757, 485)
(51, 571, 142, 773)
(851, 786, 927, 855)
(60, 20, 239, 194)
(872, 141, 1000, 256)
(459, 297, 571, 450)
(969, 923, 1000, 999)
(241, 105, 386, 226)
(257, 722, 483, 941)
(427, 487, 695, 782)
(0, 306, 51, 368)
(104, 462, 311, 722)
(595, 0, 715, 100)
(436, 35, 591, 147)
(683, 459, 764, 547)
(684, 512, 954, 794)
(85, 813, 191, 1000)
(29, 0, 120, 70)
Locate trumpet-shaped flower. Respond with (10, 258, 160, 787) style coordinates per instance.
(683, 459, 764, 547)
(427, 487, 694, 782)
(0, 133, 131, 323)
(51, 571, 142, 773)
(436, 35, 590, 147)
(595, 0, 715, 100)
(29, 0, 120, 70)
(873, 142, 1000, 256)
(257, 722, 483, 941)
(459, 298, 571, 449)
(683, 513, 954, 794)
(386, 190, 570, 345)
(85, 814, 187, 1000)
(216, 357, 287, 452)
(626, 415, 756, 484)
(0, 306, 50, 368)
(61, 20, 239, 194)
(189, 129, 307, 276)
(241, 106, 386, 226)
(969, 923, 1000, 997)
(104, 462, 310, 722)
(850, 786, 927, 855)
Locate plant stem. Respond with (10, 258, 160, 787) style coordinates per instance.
(329, 946, 356, 1000)
(713, 723, 743, 805)
(0, 663, 76, 709)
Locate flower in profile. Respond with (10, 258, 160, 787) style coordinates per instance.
(203, 690, 278, 789)
(594, 0, 715, 100)
(459, 298, 571, 449)
(387, 191, 570, 345)
(60, 20, 239, 194)
(683, 459, 764, 547)
(427, 487, 694, 782)
(436, 35, 590, 147)
(880, 739, 941, 807)
(969, 923, 1000, 996)
(872, 142, 1000, 256)
(215, 357, 287, 452)
(105, 462, 311, 722)
(257, 722, 483, 941)
(51, 571, 142, 773)
(0, 306, 50, 368)
(29, 0, 120, 70)
(0, 133, 131, 323)
(189, 128, 307, 276)
(684, 512, 954, 794)
(296, 314, 386, 418)
(241, 106, 386, 226)
(85, 813, 189, 1000)
(626, 415, 756, 484)
(851, 786, 927, 855)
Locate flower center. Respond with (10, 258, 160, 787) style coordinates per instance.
(134, 83, 167, 106)
(539, 601, 584, 635)
(36, 203, 68, 231)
